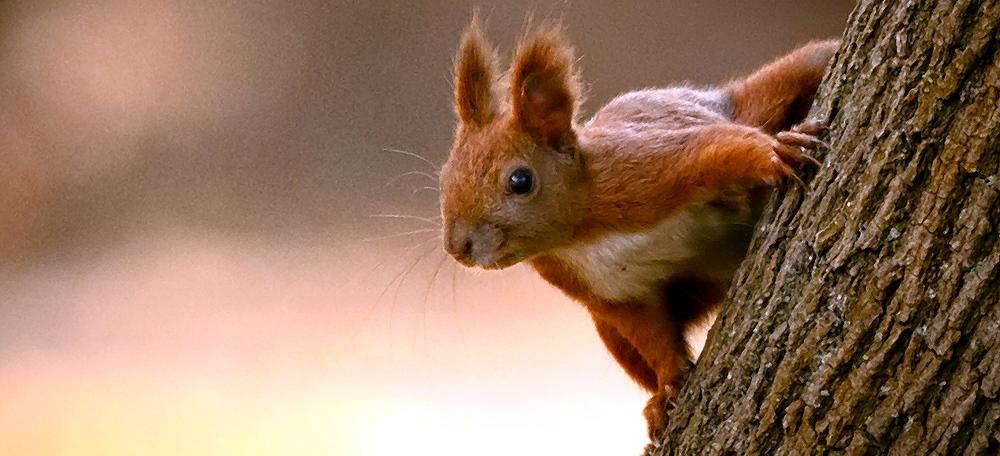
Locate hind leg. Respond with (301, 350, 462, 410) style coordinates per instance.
(592, 315, 658, 392)
(590, 302, 692, 440)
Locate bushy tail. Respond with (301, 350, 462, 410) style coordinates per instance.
(726, 40, 840, 133)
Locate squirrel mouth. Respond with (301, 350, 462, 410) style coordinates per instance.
(448, 248, 522, 270)
(479, 254, 518, 270)
(444, 226, 523, 270)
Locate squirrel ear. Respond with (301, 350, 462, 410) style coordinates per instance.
(454, 14, 497, 127)
(511, 26, 580, 146)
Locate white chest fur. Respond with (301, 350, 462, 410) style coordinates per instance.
(553, 209, 706, 303)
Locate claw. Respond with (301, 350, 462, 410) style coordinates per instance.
(756, 119, 829, 188)
(776, 131, 828, 153)
(774, 135, 823, 165)
(790, 118, 828, 136)
(644, 384, 680, 441)
(767, 154, 803, 187)
(770, 154, 794, 175)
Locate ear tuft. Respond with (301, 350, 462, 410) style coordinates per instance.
(454, 14, 498, 127)
(511, 25, 581, 146)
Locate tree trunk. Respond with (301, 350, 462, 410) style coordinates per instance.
(650, 0, 1000, 454)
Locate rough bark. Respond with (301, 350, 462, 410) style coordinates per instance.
(650, 0, 1000, 454)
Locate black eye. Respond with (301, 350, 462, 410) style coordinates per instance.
(507, 168, 535, 195)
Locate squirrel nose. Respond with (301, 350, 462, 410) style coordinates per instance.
(444, 224, 475, 262)
(446, 235, 473, 259)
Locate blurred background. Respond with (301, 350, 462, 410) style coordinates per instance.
(0, 1, 853, 455)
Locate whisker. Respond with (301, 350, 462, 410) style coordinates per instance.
(360, 242, 426, 313)
(388, 242, 440, 322)
(383, 170, 441, 188)
(370, 213, 443, 226)
(423, 250, 450, 305)
(413, 186, 441, 196)
(362, 228, 442, 242)
(403, 235, 443, 252)
(448, 260, 470, 355)
(417, 250, 450, 353)
(369, 241, 439, 327)
(363, 236, 439, 289)
(382, 147, 440, 173)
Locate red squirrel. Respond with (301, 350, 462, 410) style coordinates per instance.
(439, 17, 838, 438)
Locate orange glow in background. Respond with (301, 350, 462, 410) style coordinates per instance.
(0, 230, 649, 455)
(0, 1, 852, 455)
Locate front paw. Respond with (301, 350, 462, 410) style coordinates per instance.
(643, 384, 680, 441)
(765, 120, 827, 185)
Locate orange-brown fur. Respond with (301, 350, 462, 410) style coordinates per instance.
(440, 17, 838, 438)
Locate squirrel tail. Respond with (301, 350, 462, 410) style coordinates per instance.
(726, 40, 840, 133)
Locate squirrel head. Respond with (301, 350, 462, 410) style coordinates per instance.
(439, 17, 587, 269)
